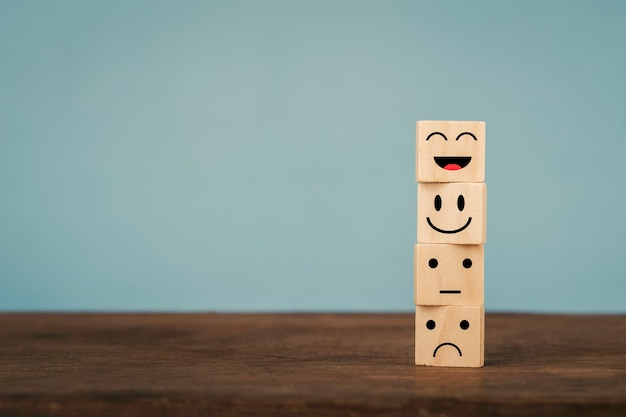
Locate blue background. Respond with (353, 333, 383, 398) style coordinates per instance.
(1, 1, 625, 312)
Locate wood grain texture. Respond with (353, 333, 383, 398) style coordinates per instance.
(0, 313, 624, 417)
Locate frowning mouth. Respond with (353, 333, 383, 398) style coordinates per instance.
(434, 156, 471, 171)
(433, 342, 462, 357)
(426, 217, 472, 234)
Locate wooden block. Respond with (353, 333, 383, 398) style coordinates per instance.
(417, 182, 486, 244)
(416, 120, 486, 183)
(415, 305, 484, 368)
(414, 244, 484, 306)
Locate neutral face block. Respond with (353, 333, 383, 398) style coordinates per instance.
(415, 305, 484, 368)
(414, 244, 484, 306)
(416, 120, 486, 183)
(417, 182, 486, 244)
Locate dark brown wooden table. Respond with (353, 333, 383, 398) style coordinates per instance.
(0, 313, 624, 416)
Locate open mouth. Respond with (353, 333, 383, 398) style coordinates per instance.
(434, 156, 471, 171)
(426, 217, 472, 234)
(433, 342, 462, 357)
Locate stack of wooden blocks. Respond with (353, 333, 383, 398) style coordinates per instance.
(414, 121, 486, 368)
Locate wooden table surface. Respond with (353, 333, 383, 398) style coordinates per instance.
(0, 313, 624, 416)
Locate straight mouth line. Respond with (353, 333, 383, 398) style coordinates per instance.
(440, 290, 461, 294)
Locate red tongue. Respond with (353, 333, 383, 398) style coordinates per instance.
(444, 164, 462, 171)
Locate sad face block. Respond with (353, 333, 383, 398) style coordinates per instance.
(415, 305, 484, 368)
(416, 120, 486, 183)
(414, 244, 484, 306)
(417, 182, 486, 244)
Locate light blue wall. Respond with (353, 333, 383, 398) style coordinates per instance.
(1, 1, 624, 312)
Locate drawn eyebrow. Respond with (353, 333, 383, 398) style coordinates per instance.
(426, 132, 448, 141)
(456, 132, 477, 141)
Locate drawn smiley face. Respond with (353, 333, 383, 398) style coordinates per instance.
(416, 121, 485, 182)
(417, 183, 486, 244)
(414, 244, 484, 306)
(415, 305, 484, 368)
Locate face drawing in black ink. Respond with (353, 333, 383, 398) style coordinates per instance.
(417, 182, 486, 244)
(426, 131, 477, 172)
(415, 306, 484, 367)
(426, 318, 470, 357)
(426, 193, 471, 234)
(430, 255, 471, 295)
(414, 244, 484, 306)
(416, 121, 486, 183)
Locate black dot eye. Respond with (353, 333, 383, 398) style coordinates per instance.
(428, 258, 438, 268)
(426, 320, 436, 330)
(460, 320, 469, 330)
(434, 195, 442, 211)
(457, 195, 465, 211)
(463, 258, 472, 268)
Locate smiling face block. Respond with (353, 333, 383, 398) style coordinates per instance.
(414, 244, 484, 306)
(415, 305, 484, 367)
(417, 182, 486, 244)
(416, 120, 485, 183)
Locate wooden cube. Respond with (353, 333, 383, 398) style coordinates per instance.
(417, 182, 486, 244)
(416, 120, 486, 183)
(414, 244, 484, 306)
(415, 305, 484, 368)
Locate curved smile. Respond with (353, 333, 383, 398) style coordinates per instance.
(433, 342, 462, 357)
(434, 156, 471, 171)
(426, 217, 472, 234)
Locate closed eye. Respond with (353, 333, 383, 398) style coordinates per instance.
(426, 132, 448, 141)
(456, 132, 477, 141)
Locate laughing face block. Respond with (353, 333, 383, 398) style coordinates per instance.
(416, 121, 485, 183)
(415, 305, 484, 367)
(417, 182, 486, 244)
(414, 244, 484, 306)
